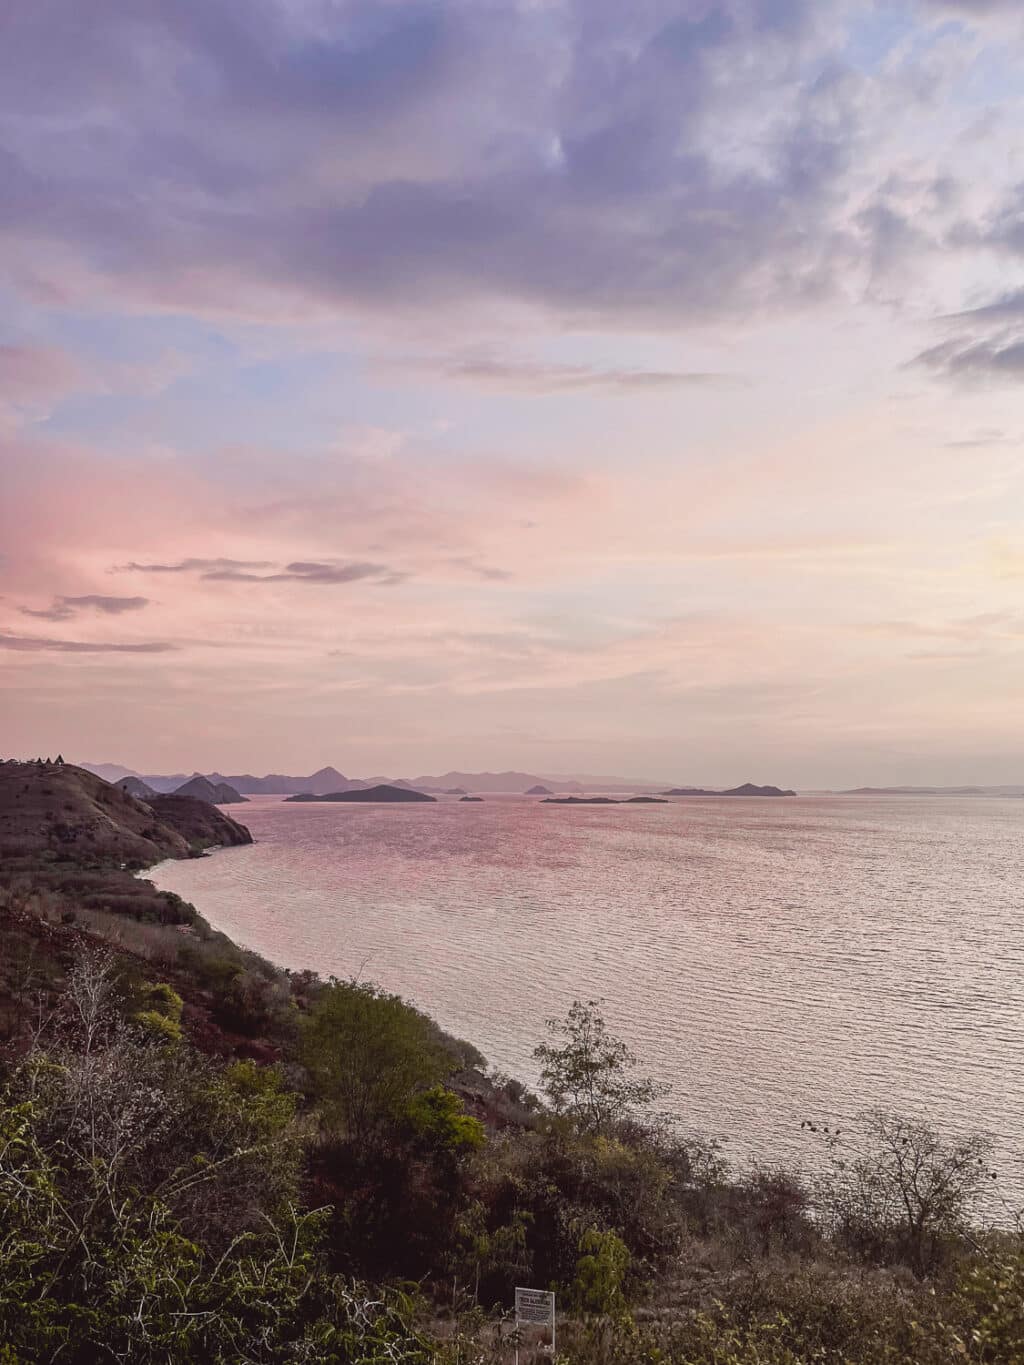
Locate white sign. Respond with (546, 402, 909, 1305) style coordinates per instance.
(515, 1288, 554, 1326)
(514, 1288, 555, 1360)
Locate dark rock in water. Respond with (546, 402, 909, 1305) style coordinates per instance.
(460, 795, 484, 802)
(286, 784, 436, 804)
(525, 784, 554, 795)
(626, 796, 669, 803)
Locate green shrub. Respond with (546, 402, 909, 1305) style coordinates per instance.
(301, 979, 456, 1145)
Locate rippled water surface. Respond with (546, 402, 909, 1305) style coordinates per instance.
(151, 794, 1024, 1179)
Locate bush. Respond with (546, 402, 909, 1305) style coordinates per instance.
(810, 1110, 995, 1273)
(300, 979, 457, 1145)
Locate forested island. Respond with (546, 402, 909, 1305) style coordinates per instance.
(0, 760, 1019, 1363)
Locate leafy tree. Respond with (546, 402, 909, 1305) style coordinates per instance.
(571, 1226, 631, 1317)
(533, 999, 664, 1133)
(300, 979, 456, 1145)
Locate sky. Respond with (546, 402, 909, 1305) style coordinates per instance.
(3, 0, 1024, 787)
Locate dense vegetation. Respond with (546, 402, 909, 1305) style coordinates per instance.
(1, 762, 1023, 1362)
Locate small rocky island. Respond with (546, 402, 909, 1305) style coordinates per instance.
(459, 795, 484, 802)
(525, 784, 554, 795)
(286, 784, 437, 803)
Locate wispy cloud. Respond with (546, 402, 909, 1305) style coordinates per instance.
(21, 594, 150, 622)
(444, 557, 514, 582)
(915, 335, 1024, 382)
(0, 631, 173, 654)
(118, 558, 273, 575)
(207, 560, 406, 586)
(121, 558, 405, 586)
(394, 356, 744, 395)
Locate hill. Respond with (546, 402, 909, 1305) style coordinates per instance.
(286, 784, 436, 804)
(173, 774, 248, 804)
(0, 761, 252, 871)
(146, 794, 253, 848)
(0, 761, 193, 867)
(115, 775, 157, 799)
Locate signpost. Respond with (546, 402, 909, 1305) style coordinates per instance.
(514, 1287, 555, 1362)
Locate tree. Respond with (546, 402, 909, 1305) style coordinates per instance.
(809, 1108, 994, 1273)
(533, 999, 664, 1132)
(300, 980, 455, 1146)
(571, 1226, 631, 1317)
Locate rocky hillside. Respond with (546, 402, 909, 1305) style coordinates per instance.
(147, 794, 252, 849)
(0, 761, 251, 870)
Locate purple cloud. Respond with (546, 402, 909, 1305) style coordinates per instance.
(119, 556, 404, 586)
(205, 560, 406, 585)
(21, 594, 150, 622)
(0, 0, 894, 327)
(119, 558, 273, 574)
(915, 336, 1024, 381)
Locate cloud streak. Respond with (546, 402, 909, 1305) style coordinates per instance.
(395, 356, 744, 395)
(21, 594, 150, 622)
(119, 558, 273, 575)
(0, 631, 173, 654)
(122, 558, 405, 586)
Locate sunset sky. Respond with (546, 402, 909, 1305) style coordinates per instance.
(3, 0, 1024, 786)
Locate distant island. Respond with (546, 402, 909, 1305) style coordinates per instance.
(286, 784, 436, 804)
(460, 795, 484, 802)
(525, 784, 553, 795)
(543, 795, 669, 805)
(660, 783, 796, 797)
(839, 785, 1024, 797)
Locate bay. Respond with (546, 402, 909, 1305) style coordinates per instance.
(150, 793, 1024, 1190)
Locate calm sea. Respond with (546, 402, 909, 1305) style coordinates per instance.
(150, 794, 1024, 1188)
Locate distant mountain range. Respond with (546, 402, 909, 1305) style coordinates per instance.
(82, 764, 654, 796)
(108, 770, 248, 804)
(838, 785, 1024, 797)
